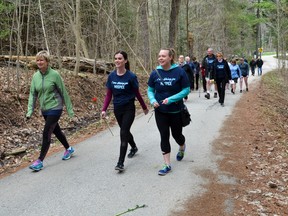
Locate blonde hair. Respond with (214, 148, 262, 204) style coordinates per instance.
(161, 48, 176, 64)
(36, 50, 50, 62)
(216, 52, 223, 58)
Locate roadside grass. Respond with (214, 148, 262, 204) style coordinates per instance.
(262, 51, 276, 56)
(260, 69, 288, 151)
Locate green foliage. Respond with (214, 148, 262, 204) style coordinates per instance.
(0, 1, 14, 40)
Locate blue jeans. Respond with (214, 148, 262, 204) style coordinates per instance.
(258, 67, 262, 76)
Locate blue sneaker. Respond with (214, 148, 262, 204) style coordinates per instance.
(62, 147, 74, 160)
(158, 164, 171, 176)
(29, 159, 43, 171)
(176, 144, 186, 161)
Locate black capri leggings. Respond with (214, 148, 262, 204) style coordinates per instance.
(155, 110, 185, 154)
(114, 102, 136, 164)
(39, 115, 70, 161)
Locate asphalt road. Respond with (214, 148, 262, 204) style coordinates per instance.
(0, 56, 277, 216)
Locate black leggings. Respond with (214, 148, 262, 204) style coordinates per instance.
(155, 110, 185, 154)
(216, 78, 226, 104)
(114, 102, 136, 165)
(39, 115, 70, 161)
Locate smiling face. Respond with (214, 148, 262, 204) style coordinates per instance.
(114, 53, 127, 69)
(158, 49, 172, 69)
(36, 57, 48, 73)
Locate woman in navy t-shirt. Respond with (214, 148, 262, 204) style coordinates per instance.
(147, 48, 190, 176)
(213, 52, 231, 106)
(101, 51, 149, 172)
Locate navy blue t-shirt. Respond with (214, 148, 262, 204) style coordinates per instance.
(106, 70, 138, 108)
(148, 66, 190, 113)
(215, 61, 226, 79)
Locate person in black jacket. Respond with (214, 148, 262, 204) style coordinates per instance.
(249, 58, 256, 76)
(192, 57, 200, 91)
(179, 55, 193, 101)
(213, 52, 231, 106)
(202, 48, 217, 99)
(256, 57, 264, 76)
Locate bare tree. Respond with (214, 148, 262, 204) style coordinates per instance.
(168, 0, 181, 48)
(137, 0, 151, 71)
(38, 0, 49, 53)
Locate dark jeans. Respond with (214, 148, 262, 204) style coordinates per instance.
(114, 102, 136, 165)
(251, 67, 255, 75)
(195, 74, 199, 90)
(155, 110, 185, 154)
(39, 115, 70, 161)
(216, 78, 226, 104)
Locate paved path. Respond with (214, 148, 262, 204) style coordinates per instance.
(0, 56, 277, 216)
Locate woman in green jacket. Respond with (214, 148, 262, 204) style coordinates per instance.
(26, 50, 75, 171)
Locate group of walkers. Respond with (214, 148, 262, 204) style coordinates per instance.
(198, 48, 264, 106)
(26, 48, 263, 176)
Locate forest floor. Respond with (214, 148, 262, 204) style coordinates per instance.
(175, 70, 288, 216)
(0, 66, 287, 215)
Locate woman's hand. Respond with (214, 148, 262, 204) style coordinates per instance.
(143, 108, 149, 115)
(161, 98, 169, 105)
(153, 102, 160, 108)
(101, 111, 106, 119)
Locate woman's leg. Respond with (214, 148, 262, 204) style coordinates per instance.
(114, 107, 135, 166)
(39, 115, 61, 161)
(53, 121, 70, 150)
(155, 110, 171, 165)
(244, 76, 248, 90)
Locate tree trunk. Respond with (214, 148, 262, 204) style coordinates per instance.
(168, 0, 181, 48)
(74, 0, 81, 76)
(138, 0, 151, 71)
(38, 0, 49, 53)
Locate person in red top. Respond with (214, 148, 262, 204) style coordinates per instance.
(101, 51, 149, 172)
(200, 64, 207, 92)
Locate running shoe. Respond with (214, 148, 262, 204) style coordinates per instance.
(29, 159, 43, 171)
(158, 164, 171, 176)
(115, 163, 125, 172)
(214, 92, 217, 98)
(127, 147, 138, 158)
(62, 147, 75, 160)
(176, 145, 186, 161)
(204, 93, 210, 99)
(221, 103, 224, 107)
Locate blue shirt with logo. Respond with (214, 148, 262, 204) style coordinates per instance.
(106, 70, 138, 108)
(147, 64, 190, 113)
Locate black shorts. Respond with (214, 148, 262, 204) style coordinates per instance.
(242, 74, 248, 77)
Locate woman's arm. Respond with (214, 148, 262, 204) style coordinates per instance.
(102, 88, 112, 112)
(167, 87, 190, 104)
(134, 88, 148, 110)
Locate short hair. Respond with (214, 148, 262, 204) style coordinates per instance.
(36, 50, 50, 62)
(192, 57, 196, 61)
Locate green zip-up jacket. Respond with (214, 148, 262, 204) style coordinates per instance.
(26, 67, 74, 118)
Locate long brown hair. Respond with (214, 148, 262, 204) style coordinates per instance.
(114, 50, 130, 70)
